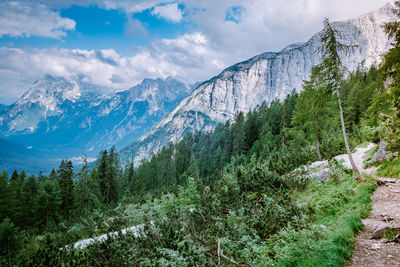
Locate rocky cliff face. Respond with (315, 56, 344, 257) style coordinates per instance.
(0, 75, 190, 164)
(120, 3, 396, 166)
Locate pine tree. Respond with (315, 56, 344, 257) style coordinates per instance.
(75, 158, 100, 215)
(10, 170, 18, 182)
(58, 160, 74, 219)
(0, 171, 9, 221)
(97, 150, 118, 205)
(21, 175, 38, 228)
(49, 169, 57, 181)
(232, 112, 246, 156)
(381, 1, 400, 149)
(17, 171, 26, 187)
(293, 66, 332, 160)
(0, 218, 20, 267)
(34, 179, 61, 231)
(318, 18, 359, 173)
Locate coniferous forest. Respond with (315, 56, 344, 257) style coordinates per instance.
(1, 6, 400, 267)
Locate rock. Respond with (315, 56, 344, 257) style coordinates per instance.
(312, 168, 331, 182)
(306, 160, 329, 171)
(371, 226, 391, 239)
(368, 142, 391, 164)
(120, 4, 397, 166)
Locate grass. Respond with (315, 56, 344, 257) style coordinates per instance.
(383, 228, 400, 241)
(267, 168, 375, 266)
(377, 157, 400, 178)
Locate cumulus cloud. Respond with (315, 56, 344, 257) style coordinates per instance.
(0, 0, 76, 38)
(0, 0, 393, 104)
(124, 17, 149, 38)
(0, 32, 226, 103)
(183, 0, 392, 62)
(151, 2, 183, 23)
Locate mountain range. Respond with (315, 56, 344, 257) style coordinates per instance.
(119, 3, 395, 166)
(0, 75, 191, 173)
(0, 3, 395, 172)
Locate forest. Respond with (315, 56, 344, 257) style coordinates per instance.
(1, 9, 400, 267)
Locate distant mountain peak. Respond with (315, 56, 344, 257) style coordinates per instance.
(0, 75, 191, 172)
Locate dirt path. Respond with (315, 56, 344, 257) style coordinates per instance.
(333, 144, 400, 266)
(348, 176, 400, 266)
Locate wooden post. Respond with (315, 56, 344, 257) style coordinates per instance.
(218, 238, 221, 266)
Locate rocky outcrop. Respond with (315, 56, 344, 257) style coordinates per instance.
(121, 3, 396, 165)
(367, 142, 392, 165)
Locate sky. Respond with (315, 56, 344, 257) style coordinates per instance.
(0, 0, 393, 104)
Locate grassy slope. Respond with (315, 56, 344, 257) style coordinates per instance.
(377, 157, 400, 178)
(269, 170, 375, 266)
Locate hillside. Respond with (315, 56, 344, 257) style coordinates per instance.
(121, 3, 395, 166)
(1, 2, 400, 266)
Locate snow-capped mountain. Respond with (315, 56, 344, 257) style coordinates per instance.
(120, 3, 396, 166)
(0, 75, 191, 171)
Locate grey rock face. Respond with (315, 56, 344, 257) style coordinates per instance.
(121, 3, 396, 166)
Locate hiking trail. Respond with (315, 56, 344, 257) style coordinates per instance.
(345, 144, 400, 267)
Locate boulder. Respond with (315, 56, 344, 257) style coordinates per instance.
(368, 142, 391, 164)
(310, 168, 331, 182)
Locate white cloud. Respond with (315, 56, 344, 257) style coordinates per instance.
(0, 0, 394, 105)
(124, 17, 149, 38)
(182, 0, 392, 62)
(0, 1, 76, 38)
(0, 33, 225, 103)
(152, 2, 183, 23)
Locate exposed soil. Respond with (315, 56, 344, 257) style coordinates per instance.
(348, 176, 400, 267)
(333, 144, 400, 266)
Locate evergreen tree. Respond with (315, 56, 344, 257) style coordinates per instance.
(10, 171, 18, 183)
(318, 18, 359, 173)
(34, 179, 61, 231)
(381, 0, 400, 149)
(58, 160, 74, 219)
(293, 66, 332, 160)
(0, 218, 20, 267)
(75, 158, 100, 215)
(244, 111, 260, 152)
(0, 171, 9, 221)
(98, 150, 118, 205)
(232, 111, 246, 156)
(49, 169, 57, 181)
(17, 171, 26, 187)
(21, 175, 38, 228)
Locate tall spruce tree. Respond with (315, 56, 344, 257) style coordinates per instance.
(0, 171, 9, 221)
(293, 66, 332, 160)
(34, 179, 61, 231)
(75, 158, 100, 215)
(98, 149, 119, 205)
(21, 175, 38, 228)
(318, 18, 359, 173)
(381, 1, 400, 149)
(58, 160, 74, 219)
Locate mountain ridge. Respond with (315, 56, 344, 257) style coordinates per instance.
(0, 75, 191, 172)
(121, 3, 396, 166)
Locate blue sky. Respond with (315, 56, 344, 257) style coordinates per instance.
(0, 0, 392, 104)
